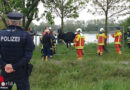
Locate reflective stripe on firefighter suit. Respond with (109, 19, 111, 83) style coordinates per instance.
(112, 30, 122, 54)
(74, 34, 85, 59)
(96, 33, 107, 55)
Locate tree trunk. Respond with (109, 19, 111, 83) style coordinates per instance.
(22, 0, 25, 29)
(22, 16, 25, 28)
(105, 11, 108, 47)
(61, 16, 64, 32)
(25, 18, 32, 31)
(60, 0, 64, 32)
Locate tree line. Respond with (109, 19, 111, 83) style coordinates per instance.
(29, 18, 130, 34)
(0, 0, 129, 34)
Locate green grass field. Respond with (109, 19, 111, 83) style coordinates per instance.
(13, 43, 130, 90)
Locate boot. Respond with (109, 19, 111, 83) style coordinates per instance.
(100, 52, 103, 56)
(78, 58, 82, 60)
(119, 51, 122, 55)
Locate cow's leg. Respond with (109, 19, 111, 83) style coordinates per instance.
(66, 42, 68, 48)
(69, 43, 71, 47)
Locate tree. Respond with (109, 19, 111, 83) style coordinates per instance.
(119, 17, 130, 43)
(88, 0, 129, 46)
(120, 17, 130, 32)
(86, 19, 118, 33)
(63, 20, 87, 32)
(41, 0, 87, 32)
(0, 19, 5, 29)
(0, 0, 40, 30)
(88, 0, 129, 34)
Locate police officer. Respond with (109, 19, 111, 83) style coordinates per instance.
(0, 12, 34, 90)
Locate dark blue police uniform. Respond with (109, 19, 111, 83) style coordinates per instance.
(0, 12, 34, 90)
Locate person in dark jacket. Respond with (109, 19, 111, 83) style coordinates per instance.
(0, 12, 34, 90)
(28, 28, 35, 40)
(41, 30, 52, 61)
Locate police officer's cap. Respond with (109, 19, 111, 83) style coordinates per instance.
(7, 12, 23, 20)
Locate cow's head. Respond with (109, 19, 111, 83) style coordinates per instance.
(58, 32, 64, 39)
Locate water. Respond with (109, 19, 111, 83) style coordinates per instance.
(33, 36, 41, 46)
(84, 34, 114, 44)
(33, 34, 115, 46)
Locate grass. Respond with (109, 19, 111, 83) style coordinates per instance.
(12, 43, 130, 90)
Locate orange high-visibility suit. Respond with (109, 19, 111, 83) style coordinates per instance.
(96, 33, 107, 56)
(112, 30, 122, 54)
(73, 34, 85, 59)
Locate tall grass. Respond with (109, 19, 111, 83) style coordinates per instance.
(13, 44, 130, 90)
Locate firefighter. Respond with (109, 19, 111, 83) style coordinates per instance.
(112, 27, 122, 54)
(73, 28, 85, 60)
(127, 26, 130, 48)
(96, 28, 108, 56)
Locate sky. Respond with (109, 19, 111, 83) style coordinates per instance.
(32, 1, 129, 26)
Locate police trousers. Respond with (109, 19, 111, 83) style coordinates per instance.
(0, 77, 30, 90)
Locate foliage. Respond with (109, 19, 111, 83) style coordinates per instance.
(12, 44, 130, 90)
(31, 19, 119, 33)
(119, 17, 130, 32)
(41, 0, 88, 31)
(119, 17, 130, 42)
(30, 22, 59, 33)
(87, 0, 129, 34)
(63, 19, 119, 33)
(0, 0, 40, 30)
(0, 19, 5, 29)
(63, 20, 87, 32)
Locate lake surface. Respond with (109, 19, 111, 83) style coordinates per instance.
(84, 34, 114, 44)
(33, 34, 115, 46)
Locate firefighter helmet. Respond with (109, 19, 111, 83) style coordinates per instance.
(100, 28, 104, 32)
(76, 28, 82, 33)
